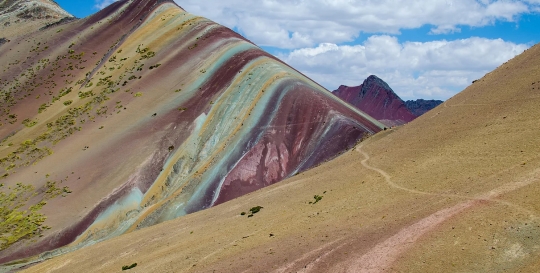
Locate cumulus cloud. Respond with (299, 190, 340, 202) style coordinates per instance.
(176, 0, 536, 49)
(279, 36, 529, 100)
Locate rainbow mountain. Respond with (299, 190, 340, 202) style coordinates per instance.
(0, 0, 383, 265)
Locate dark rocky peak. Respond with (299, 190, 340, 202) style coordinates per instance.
(405, 99, 444, 116)
(360, 75, 395, 98)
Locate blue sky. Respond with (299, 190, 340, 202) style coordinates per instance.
(56, 1, 540, 100)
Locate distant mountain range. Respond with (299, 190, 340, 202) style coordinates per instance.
(333, 75, 443, 127)
(404, 99, 444, 116)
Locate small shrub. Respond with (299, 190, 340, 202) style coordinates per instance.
(250, 206, 263, 214)
(122, 263, 137, 270)
(63, 100, 72, 106)
(246, 206, 263, 217)
(310, 195, 323, 204)
(22, 119, 37, 127)
(134, 92, 142, 97)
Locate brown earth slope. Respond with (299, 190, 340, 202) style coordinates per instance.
(21, 41, 540, 273)
(20, 22, 540, 273)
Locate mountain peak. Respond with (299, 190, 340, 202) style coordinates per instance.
(334, 75, 416, 126)
(360, 75, 399, 99)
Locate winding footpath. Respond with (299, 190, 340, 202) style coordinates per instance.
(346, 143, 540, 272)
(274, 143, 540, 273)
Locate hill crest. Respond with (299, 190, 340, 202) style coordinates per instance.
(0, 0, 73, 38)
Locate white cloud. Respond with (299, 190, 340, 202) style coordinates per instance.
(175, 0, 534, 49)
(95, 0, 118, 10)
(279, 36, 529, 100)
(430, 25, 462, 35)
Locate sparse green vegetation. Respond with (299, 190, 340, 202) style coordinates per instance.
(22, 119, 37, 127)
(122, 263, 137, 270)
(244, 206, 263, 218)
(309, 195, 323, 204)
(136, 45, 156, 59)
(38, 103, 49, 113)
(0, 38, 162, 179)
(0, 183, 50, 251)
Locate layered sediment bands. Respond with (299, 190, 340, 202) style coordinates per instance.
(0, 0, 382, 265)
(334, 75, 417, 126)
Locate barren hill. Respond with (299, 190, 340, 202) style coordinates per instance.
(21, 41, 540, 272)
(0, 0, 383, 268)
